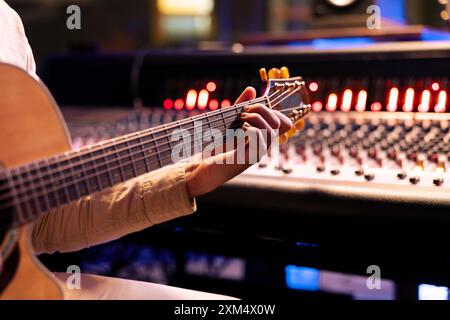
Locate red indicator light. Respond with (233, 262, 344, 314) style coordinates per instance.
(186, 90, 198, 110)
(174, 99, 184, 110)
(418, 90, 431, 113)
(387, 88, 399, 112)
(309, 82, 319, 92)
(435, 91, 447, 113)
(197, 89, 209, 110)
(403, 88, 415, 112)
(209, 99, 219, 110)
(341, 89, 353, 112)
(221, 99, 231, 108)
(206, 82, 217, 92)
(312, 101, 323, 112)
(163, 98, 173, 110)
(356, 90, 367, 112)
(371, 102, 382, 112)
(326, 93, 338, 112)
(432, 83, 440, 91)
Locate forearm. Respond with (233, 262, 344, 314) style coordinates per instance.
(31, 163, 196, 255)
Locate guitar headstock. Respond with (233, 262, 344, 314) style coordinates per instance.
(260, 67, 311, 143)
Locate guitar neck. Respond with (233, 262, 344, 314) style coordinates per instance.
(3, 98, 266, 227)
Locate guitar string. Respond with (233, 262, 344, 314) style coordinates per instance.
(0, 88, 303, 213)
(0, 87, 303, 210)
(0, 91, 276, 194)
(0, 89, 289, 195)
(0, 87, 301, 205)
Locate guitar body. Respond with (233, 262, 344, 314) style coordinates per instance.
(0, 64, 68, 299)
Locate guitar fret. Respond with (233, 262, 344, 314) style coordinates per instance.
(138, 134, 151, 172)
(67, 156, 81, 201)
(113, 141, 126, 183)
(14, 167, 34, 222)
(58, 155, 72, 203)
(89, 147, 103, 192)
(26, 163, 46, 213)
(29, 161, 49, 213)
(24, 163, 44, 215)
(101, 144, 114, 188)
(220, 110, 227, 130)
(35, 161, 51, 212)
(126, 137, 138, 177)
(82, 155, 93, 195)
(44, 158, 59, 208)
(5, 170, 25, 226)
(152, 131, 163, 169)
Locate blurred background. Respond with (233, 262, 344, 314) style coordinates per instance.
(6, 0, 450, 301)
(9, 0, 450, 70)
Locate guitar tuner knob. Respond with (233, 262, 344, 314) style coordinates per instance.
(277, 133, 289, 145)
(280, 66, 290, 79)
(268, 68, 281, 79)
(259, 68, 268, 81)
(294, 120, 306, 131)
(286, 127, 298, 138)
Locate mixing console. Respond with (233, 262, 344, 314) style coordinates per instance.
(46, 43, 450, 202)
(253, 112, 450, 189)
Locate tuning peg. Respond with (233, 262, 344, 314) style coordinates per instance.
(280, 66, 290, 79)
(277, 133, 289, 145)
(294, 119, 305, 131)
(286, 126, 298, 138)
(268, 68, 281, 79)
(259, 68, 268, 81)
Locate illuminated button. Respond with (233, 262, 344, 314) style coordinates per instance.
(209, 99, 219, 110)
(326, 93, 338, 112)
(403, 88, 415, 112)
(206, 82, 217, 92)
(186, 89, 198, 110)
(387, 88, 399, 112)
(409, 177, 420, 185)
(341, 89, 353, 112)
(174, 99, 184, 110)
(163, 98, 173, 110)
(221, 100, 231, 108)
(364, 173, 375, 181)
(309, 82, 319, 92)
(433, 178, 444, 187)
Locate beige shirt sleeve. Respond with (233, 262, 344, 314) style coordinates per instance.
(32, 164, 197, 255)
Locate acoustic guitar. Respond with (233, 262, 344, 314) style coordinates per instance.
(0, 63, 310, 299)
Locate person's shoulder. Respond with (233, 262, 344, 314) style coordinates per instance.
(0, 0, 26, 33)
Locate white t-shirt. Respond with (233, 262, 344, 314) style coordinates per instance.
(0, 0, 37, 77)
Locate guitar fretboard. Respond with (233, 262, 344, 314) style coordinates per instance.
(3, 101, 258, 227)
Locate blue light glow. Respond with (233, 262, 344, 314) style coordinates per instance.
(376, 0, 406, 24)
(311, 37, 375, 49)
(288, 37, 375, 50)
(285, 265, 320, 291)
